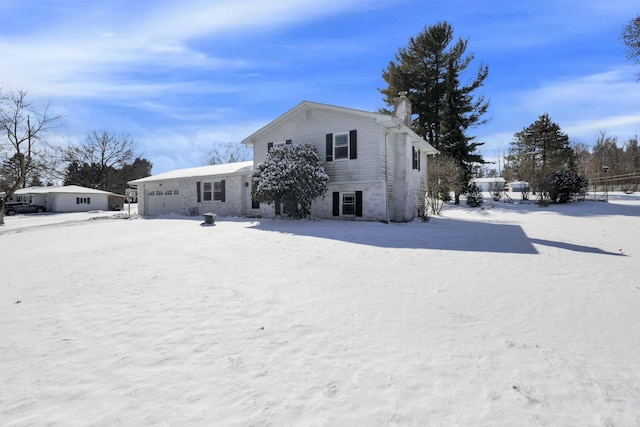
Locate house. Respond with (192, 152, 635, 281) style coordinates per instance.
(472, 177, 506, 192)
(10, 185, 125, 212)
(129, 97, 439, 222)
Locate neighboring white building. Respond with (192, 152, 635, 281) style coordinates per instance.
(472, 177, 506, 192)
(129, 98, 439, 222)
(11, 185, 124, 212)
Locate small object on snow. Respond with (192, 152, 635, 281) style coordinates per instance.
(203, 212, 216, 225)
(260, 326, 264, 330)
(619, 249, 624, 255)
(15, 300, 21, 304)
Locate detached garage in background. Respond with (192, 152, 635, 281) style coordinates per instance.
(11, 185, 125, 212)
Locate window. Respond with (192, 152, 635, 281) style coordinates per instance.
(251, 197, 260, 209)
(201, 180, 225, 202)
(213, 181, 223, 201)
(164, 190, 173, 195)
(326, 130, 357, 161)
(342, 193, 356, 215)
(334, 134, 349, 160)
(76, 197, 91, 204)
(332, 191, 363, 217)
(203, 182, 212, 201)
(268, 140, 292, 152)
(173, 189, 179, 195)
(412, 146, 421, 170)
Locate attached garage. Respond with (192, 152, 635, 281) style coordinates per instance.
(145, 187, 182, 216)
(128, 161, 255, 217)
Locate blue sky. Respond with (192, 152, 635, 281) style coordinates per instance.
(2, 0, 639, 174)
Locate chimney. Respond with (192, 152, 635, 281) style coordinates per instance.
(393, 91, 412, 127)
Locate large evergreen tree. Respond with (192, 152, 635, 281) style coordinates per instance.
(380, 21, 489, 204)
(506, 114, 575, 194)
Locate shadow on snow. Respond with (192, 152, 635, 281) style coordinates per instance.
(245, 217, 539, 254)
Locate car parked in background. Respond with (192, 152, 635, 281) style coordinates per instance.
(3, 202, 47, 215)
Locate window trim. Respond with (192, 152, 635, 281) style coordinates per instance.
(334, 133, 349, 160)
(341, 192, 356, 216)
(203, 182, 212, 201)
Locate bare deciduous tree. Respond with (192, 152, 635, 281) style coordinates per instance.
(0, 90, 60, 225)
(208, 141, 252, 165)
(64, 131, 136, 191)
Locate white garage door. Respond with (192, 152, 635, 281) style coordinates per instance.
(147, 189, 182, 215)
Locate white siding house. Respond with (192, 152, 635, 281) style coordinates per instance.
(128, 99, 439, 222)
(11, 185, 123, 212)
(242, 99, 438, 222)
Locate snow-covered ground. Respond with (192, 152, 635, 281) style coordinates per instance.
(1, 195, 639, 426)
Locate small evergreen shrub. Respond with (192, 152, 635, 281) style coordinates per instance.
(547, 170, 589, 203)
(466, 182, 484, 207)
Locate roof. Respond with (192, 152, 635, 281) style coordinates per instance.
(241, 100, 439, 155)
(473, 177, 506, 183)
(128, 160, 254, 185)
(14, 185, 123, 196)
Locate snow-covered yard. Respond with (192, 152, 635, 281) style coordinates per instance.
(1, 196, 639, 426)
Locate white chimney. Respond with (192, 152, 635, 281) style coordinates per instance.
(394, 91, 412, 127)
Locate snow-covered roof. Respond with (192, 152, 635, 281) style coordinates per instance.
(128, 161, 254, 185)
(14, 185, 122, 196)
(473, 177, 506, 183)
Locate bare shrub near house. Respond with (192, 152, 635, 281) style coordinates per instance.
(488, 180, 504, 201)
(426, 155, 463, 216)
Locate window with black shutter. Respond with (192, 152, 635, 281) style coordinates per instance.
(327, 130, 358, 161)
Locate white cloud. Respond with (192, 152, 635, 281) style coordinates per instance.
(136, 120, 267, 174)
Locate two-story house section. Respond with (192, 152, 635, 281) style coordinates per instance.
(242, 97, 438, 222)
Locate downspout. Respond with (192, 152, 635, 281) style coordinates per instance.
(385, 132, 389, 223)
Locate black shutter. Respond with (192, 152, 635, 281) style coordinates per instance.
(349, 130, 357, 160)
(355, 191, 363, 217)
(326, 134, 333, 161)
(221, 179, 226, 202)
(275, 201, 281, 215)
(285, 139, 292, 145)
(196, 181, 201, 203)
(418, 149, 421, 171)
(412, 146, 416, 170)
(332, 192, 339, 216)
(267, 142, 273, 152)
